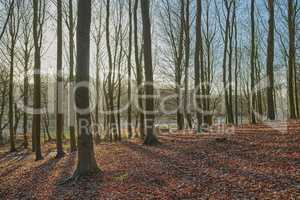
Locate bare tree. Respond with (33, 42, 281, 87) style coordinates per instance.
(266, 0, 276, 120)
(32, 0, 46, 160)
(70, 0, 100, 179)
(92, 0, 103, 144)
(55, 0, 65, 158)
(134, 0, 145, 138)
(183, 0, 192, 128)
(19, 0, 33, 149)
(7, 0, 21, 152)
(106, 0, 118, 141)
(141, 0, 159, 145)
(288, 0, 297, 119)
(250, 0, 256, 123)
(67, 0, 77, 151)
(194, 0, 203, 131)
(127, 0, 133, 138)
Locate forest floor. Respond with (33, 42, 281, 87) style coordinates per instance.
(0, 121, 300, 199)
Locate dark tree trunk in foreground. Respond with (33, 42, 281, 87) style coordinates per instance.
(288, 0, 296, 119)
(266, 0, 275, 120)
(71, 0, 100, 178)
(250, 0, 256, 124)
(33, 0, 43, 160)
(134, 0, 145, 138)
(56, 0, 65, 158)
(141, 0, 159, 145)
(127, 0, 133, 139)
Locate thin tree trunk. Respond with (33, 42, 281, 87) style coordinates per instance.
(288, 0, 296, 119)
(266, 0, 275, 120)
(222, 1, 232, 124)
(106, 0, 118, 142)
(127, 0, 133, 139)
(250, 0, 256, 123)
(134, 0, 145, 138)
(68, 0, 77, 152)
(9, 36, 16, 152)
(56, 0, 65, 158)
(33, 0, 43, 160)
(194, 0, 202, 131)
(184, 0, 192, 129)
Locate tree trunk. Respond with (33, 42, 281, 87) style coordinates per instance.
(9, 37, 16, 152)
(134, 0, 145, 138)
(266, 0, 275, 120)
(56, 0, 65, 158)
(106, 0, 118, 142)
(141, 0, 159, 145)
(227, 1, 235, 124)
(33, 0, 43, 160)
(127, 0, 133, 139)
(71, 0, 100, 178)
(288, 0, 296, 119)
(68, 0, 77, 152)
(250, 0, 256, 123)
(183, 0, 192, 129)
(194, 0, 202, 131)
(222, 1, 232, 124)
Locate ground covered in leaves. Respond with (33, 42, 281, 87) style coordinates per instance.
(0, 121, 300, 199)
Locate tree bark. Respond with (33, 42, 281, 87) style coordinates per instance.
(194, 0, 202, 131)
(56, 0, 65, 158)
(183, 0, 193, 129)
(127, 0, 133, 139)
(134, 0, 145, 138)
(250, 0, 256, 123)
(33, 0, 43, 160)
(141, 0, 159, 145)
(71, 0, 100, 178)
(106, 0, 118, 142)
(68, 0, 77, 151)
(288, 0, 296, 119)
(266, 0, 275, 120)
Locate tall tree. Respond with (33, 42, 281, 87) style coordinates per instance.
(288, 0, 297, 119)
(20, 1, 33, 149)
(250, 0, 256, 123)
(56, 0, 65, 158)
(141, 0, 159, 145)
(134, 0, 145, 138)
(127, 0, 133, 139)
(219, 0, 234, 124)
(183, 0, 193, 128)
(93, 0, 103, 144)
(7, 0, 20, 152)
(106, 0, 118, 141)
(194, 0, 203, 131)
(67, 0, 77, 151)
(70, 0, 100, 179)
(266, 0, 275, 120)
(227, 0, 235, 124)
(32, 0, 45, 160)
